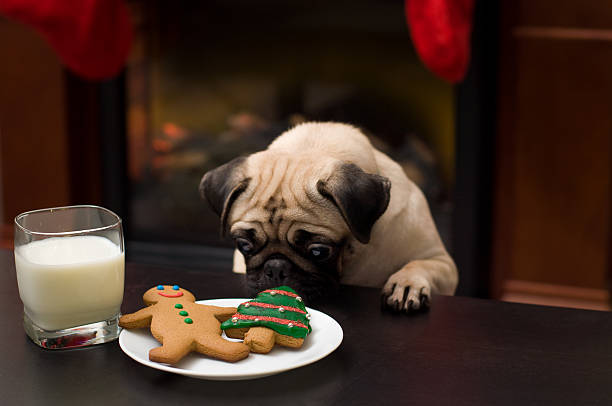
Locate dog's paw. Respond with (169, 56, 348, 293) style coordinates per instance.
(381, 270, 431, 313)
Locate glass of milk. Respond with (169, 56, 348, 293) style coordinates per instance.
(14, 205, 124, 349)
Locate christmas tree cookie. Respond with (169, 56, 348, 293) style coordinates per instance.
(221, 286, 312, 353)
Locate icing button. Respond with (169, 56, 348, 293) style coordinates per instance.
(156, 285, 164, 290)
(174, 304, 183, 309)
(179, 311, 188, 316)
(270, 291, 277, 296)
(232, 317, 238, 323)
(172, 285, 180, 290)
(254, 318, 260, 322)
(278, 307, 285, 313)
(305, 313, 311, 320)
(184, 318, 193, 324)
(244, 303, 250, 307)
(288, 323, 294, 328)
(296, 296, 302, 302)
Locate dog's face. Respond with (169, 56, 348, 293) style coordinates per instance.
(200, 150, 390, 304)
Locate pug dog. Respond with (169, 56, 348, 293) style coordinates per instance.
(200, 122, 458, 312)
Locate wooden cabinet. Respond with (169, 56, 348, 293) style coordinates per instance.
(493, 0, 612, 309)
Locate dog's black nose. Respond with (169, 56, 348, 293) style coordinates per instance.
(263, 258, 291, 283)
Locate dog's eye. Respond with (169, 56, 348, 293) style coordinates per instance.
(307, 244, 332, 261)
(235, 238, 254, 255)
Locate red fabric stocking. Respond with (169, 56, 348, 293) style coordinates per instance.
(405, 0, 475, 83)
(0, 0, 132, 80)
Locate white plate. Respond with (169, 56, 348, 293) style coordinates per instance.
(118, 298, 343, 380)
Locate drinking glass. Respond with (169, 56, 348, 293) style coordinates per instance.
(14, 205, 124, 349)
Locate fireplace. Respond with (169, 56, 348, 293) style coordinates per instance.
(125, 0, 454, 241)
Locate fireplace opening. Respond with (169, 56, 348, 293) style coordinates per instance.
(126, 1, 455, 253)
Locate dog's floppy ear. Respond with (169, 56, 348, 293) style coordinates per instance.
(199, 157, 249, 236)
(317, 163, 391, 244)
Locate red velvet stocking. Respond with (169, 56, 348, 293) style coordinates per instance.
(405, 0, 475, 83)
(0, 0, 132, 80)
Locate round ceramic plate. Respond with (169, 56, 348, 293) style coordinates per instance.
(118, 298, 343, 380)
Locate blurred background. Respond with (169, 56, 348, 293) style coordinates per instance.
(1, 0, 610, 310)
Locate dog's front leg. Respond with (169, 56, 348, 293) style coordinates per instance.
(382, 255, 457, 313)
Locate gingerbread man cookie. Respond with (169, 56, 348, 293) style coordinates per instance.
(221, 286, 312, 353)
(119, 285, 249, 364)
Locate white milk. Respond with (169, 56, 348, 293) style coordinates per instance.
(15, 236, 124, 331)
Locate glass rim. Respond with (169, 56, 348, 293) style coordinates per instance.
(14, 205, 122, 237)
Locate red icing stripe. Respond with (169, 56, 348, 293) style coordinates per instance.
(241, 301, 306, 314)
(261, 289, 300, 298)
(233, 314, 308, 329)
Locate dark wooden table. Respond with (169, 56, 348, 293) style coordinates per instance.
(2, 249, 612, 405)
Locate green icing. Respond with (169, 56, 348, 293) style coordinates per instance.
(184, 318, 193, 324)
(220, 286, 311, 339)
(223, 318, 309, 339)
(174, 304, 183, 309)
(179, 310, 188, 316)
(253, 294, 303, 308)
(238, 306, 305, 322)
